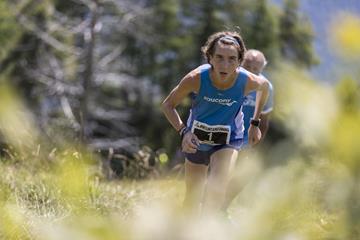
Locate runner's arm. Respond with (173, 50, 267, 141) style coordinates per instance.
(244, 74, 270, 121)
(244, 74, 270, 145)
(161, 71, 200, 132)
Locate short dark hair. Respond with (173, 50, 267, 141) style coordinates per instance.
(201, 31, 246, 64)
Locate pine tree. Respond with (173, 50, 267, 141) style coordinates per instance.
(0, 2, 22, 63)
(245, 0, 279, 63)
(279, 0, 318, 68)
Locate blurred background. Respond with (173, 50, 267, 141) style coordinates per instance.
(0, 0, 358, 163)
(0, 0, 359, 239)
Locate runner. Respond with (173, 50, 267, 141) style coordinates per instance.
(162, 31, 270, 214)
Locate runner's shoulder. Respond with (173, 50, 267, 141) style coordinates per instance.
(180, 65, 207, 93)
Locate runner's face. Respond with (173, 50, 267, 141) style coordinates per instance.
(209, 43, 240, 81)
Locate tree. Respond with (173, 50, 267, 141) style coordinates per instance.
(279, 0, 318, 68)
(0, 0, 321, 168)
(245, 0, 279, 63)
(0, 1, 22, 63)
(0, 0, 154, 149)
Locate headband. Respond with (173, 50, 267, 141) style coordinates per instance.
(218, 35, 240, 47)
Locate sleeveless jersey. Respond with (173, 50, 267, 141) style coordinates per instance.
(186, 65, 248, 151)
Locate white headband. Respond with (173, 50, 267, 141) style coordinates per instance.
(218, 35, 240, 46)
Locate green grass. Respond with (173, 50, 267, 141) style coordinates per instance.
(0, 150, 357, 240)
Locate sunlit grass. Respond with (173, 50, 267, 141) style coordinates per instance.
(270, 63, 338, 149)
(0, 76, 357, 240)
(0, 83, 40, 153)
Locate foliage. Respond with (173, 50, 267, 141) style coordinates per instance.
(279, 0, 318, 68)
(0, 0, 320, 162)
(244, 0, 279, 63)
(0, 1, 22, 62)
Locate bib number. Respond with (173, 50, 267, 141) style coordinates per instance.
(191, 120, 230, 145)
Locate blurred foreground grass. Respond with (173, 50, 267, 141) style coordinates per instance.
(0, 12, 359, 240)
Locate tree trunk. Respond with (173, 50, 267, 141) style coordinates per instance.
(80, 0, 99, 142)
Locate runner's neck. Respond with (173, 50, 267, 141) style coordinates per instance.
(209, 70, 238, 90)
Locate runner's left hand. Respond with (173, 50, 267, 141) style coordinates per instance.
(248, 125, 261, 146)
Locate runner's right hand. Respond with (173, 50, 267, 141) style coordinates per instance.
(182, 132, 200, 153)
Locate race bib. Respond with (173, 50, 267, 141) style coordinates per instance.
(191, 120, 231, 145)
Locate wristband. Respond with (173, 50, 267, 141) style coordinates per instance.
(178, 125, 186, 135)
(250, 118, 261, 127)
(179, 127, 190, 139)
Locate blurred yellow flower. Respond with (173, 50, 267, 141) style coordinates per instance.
(331, 13, 360, 58)
(159, 153, 169, 164)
